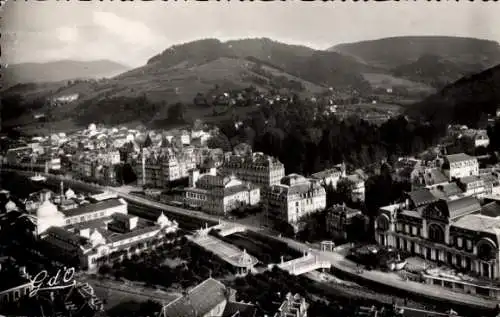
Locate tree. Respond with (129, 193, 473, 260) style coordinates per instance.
(143, 134, 153, 148)
(336, 178, 355, 204)
(325, 182, 336, 207)
(167, 102, 186, 124)
(207, 133, 232, 152)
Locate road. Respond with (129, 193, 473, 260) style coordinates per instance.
(5, 169, 500, 310)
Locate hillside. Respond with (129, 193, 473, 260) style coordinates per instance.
(331, 36, 500, 69)
(3, 38, 373, 125)
(407, 64, 500, 128)
(331, 36, 500, 88)
(1, 54, 329, 131)
(392, 54, 480, 88)
(2, 60, 130, 87)
(147, 38, 373, 91)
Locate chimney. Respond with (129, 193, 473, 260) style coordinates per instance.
(60, 181, 64, 202)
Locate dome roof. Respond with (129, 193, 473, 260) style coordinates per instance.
(65, 188, 76, 199)
(36, 200, 62, 218)
(5, 200, 17, 212)
(157, 212, 172, 228)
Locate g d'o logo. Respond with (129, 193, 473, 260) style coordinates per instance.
(29, 267, 76, 297)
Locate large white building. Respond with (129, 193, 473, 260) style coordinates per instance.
(443, 153, 479, 180)
(184, 168, 261, 215)
(135, 149, 196, 188)
(221, 152, 285, 188)
(310, 163, 347, 188)
(264, 174, 326, 229)
(26, 189, 178, 270)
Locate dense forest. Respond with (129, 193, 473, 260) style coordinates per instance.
(208, 96, 444, 176)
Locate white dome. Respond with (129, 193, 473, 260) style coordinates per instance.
(88, 123, 97, 131)
(5, 200, 17, 212)
(36, 200, 66, 235)
(65, 188, 76, 200)
(157, 212, 172, 228)
(36, 200, 62, 218)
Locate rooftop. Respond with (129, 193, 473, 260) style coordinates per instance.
(429, 183, 463, 200)
(481, 201, 500, 218)
(446, 153, 475, 164)
(458, 175, 483, 185)
(424, 168, 448, 186)
(446, 196, 482, 220)
(452, 214, 500, 233)
(161, 278, 227, 317)
(407, 189, 437, 207)
(60, 198, 126, 217)
(222, 301, 257, 317)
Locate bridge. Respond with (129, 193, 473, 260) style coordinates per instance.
(187, 226, 259, 275)
(268, 252, 331, 276)
(211, 222, 247, 237)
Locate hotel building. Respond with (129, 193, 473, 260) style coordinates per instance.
(375, 189, 500, 298)
(184, 168, 260, 215)
(442, 153, 479, 180)
(220, 152, 285, 188)
(310, 163, 347, 188)
(134, 148, 196, 188)
(264, 174, 326, 230)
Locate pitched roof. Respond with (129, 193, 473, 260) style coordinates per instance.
(407, 189, 437, 207)
(480, 201, 500, 218)
(222, 301, 257, 317)
(446, 153, 475, 164)
(452, 214, 500, 234)
(161, 278, 227, 317)
(60, 198, 125, 217)
(446, 196, 481, 220)
(429, 183, 463, 200)
(424, 169, 448, 186)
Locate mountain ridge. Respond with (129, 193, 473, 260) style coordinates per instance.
(2, 59, 130, 88)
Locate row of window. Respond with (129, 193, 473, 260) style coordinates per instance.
(450, 161, 478, 168)
(397, 223, 477, 252)
(396, 223, 420, 237)
(65, 211, 106, 225)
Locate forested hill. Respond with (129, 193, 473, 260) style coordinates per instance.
(145, 38, 373, 91)
(330, 36, 500, 69)
(331, 36, 500, 89)
(406, 64, 500, 128)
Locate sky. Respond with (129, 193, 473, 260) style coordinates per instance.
(1, 1, 500, 68)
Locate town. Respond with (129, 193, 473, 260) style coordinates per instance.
(3, 108, 500, 316)
(2, 3, 500, 317)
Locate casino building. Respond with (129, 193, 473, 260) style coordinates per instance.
(375, 189, 500, 298)
(24, 187, 179, 270)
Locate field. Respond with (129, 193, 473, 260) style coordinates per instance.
(343, 102, 403, 113)
(363, 72, 435, 93)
